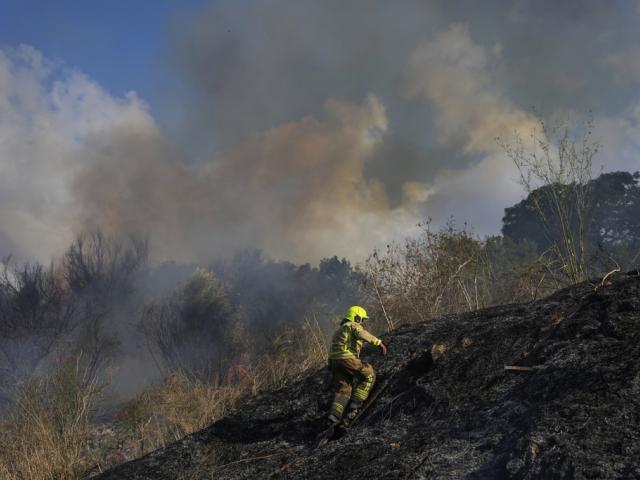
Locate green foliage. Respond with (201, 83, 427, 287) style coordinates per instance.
(503, 171, 640, 275)
(142, 268, 246, 382)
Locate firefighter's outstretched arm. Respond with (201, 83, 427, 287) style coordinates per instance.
(353, 324, 387, 355)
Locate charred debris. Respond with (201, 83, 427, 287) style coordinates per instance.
(96, 271, 640, 479)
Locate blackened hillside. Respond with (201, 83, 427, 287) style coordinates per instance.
(95, 272, 640, 479)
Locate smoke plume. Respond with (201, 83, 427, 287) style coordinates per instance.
(2, 1, 640, 264)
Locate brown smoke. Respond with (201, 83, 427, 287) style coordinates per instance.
(2, 1, 638, 264)
(72, 95, 423, 263)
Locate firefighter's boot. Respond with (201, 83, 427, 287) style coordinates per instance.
(345, 399, 363, 424)
(328, 393, 349, 426)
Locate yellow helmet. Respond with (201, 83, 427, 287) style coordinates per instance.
(344, 306, 368, 323)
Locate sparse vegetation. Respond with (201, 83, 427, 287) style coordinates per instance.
(120, 371, 244, 456)
(140, 268, 246, 384)
(362, 221, 548, 330)
(498, 117, 598, 284)
(503, 170, 640, 276)
(119, 315, 328, 458)
(0, 356, 101, 480)
(0, 167, 639, 476)
(63, 232, 149, 381)
(0, 259, 78, 397)
(248, 315, 329, 392)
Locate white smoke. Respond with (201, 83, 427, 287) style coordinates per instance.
(0, 45, 154, 261)
(2, 3, 639, 264)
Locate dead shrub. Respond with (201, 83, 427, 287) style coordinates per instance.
(363, 221, 487, 329)
(498, 117, 598, 284)
(362, 221, 547, 329)
(0, 259, 79, 396)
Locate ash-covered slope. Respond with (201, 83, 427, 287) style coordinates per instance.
(96, 272, 640, 480)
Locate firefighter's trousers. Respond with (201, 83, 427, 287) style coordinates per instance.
(328, 357, 376, 421)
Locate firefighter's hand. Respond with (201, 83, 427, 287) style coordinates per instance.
(379, 342, 388, 356)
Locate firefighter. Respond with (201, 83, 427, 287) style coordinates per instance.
(327, 306, 387, 425)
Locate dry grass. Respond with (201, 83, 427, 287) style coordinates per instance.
(363, 223, 489, 330)
(0, 314, 331, 476)
(0, 357, 100, 480)
(249, 315, 328, 393)
(362, 222, 555, 331)
(120, 372, 245, 456)
(121, 314, 328, 457)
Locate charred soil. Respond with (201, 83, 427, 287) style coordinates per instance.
(95, 272, 640, 479)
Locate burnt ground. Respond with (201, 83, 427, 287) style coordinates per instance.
(95, 272, 640, 479)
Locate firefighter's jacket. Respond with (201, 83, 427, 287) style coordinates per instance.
(329, 320, 382, 360)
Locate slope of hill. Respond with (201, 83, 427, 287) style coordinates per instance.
(95, 272, 640, 479)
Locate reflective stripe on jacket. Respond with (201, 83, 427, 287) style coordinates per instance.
(329, 320, 381, 359)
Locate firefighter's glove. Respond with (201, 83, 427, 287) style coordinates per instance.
(379, 342, 388, 356)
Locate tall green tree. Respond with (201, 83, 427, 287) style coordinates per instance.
(503, 171, 640, 272)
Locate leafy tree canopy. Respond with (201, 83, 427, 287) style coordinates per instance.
(502, 171, 640, 265)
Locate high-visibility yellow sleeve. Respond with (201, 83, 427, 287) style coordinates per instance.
(352, 323, 381, 346)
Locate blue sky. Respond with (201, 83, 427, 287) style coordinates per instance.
(0, 0, 206, 104)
